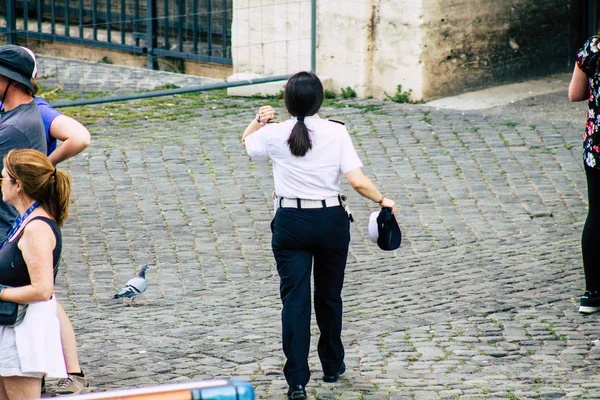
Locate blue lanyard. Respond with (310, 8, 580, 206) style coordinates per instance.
(1, 201, 39, 249)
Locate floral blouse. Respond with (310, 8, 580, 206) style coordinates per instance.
(577, 36, 600, 168)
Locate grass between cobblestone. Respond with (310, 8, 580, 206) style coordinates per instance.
(38, 87, 387, 149)
(40, 83, 600, 399)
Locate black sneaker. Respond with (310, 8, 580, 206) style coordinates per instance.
(287, 385, 306, 400)
(579, 291, 600, 314)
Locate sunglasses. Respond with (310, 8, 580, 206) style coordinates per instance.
(0, 176, 14, 185)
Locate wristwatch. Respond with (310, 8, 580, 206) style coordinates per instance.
(256, 113, 265, 125)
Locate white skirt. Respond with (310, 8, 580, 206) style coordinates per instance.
(0, 296, 67, 378)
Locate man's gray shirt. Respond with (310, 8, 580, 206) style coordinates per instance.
(0, 100, 46, 241)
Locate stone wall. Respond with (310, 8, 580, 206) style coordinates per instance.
(230, 0, 312, 76)
(420, 0, 582, 98)
(354, 0, 425, 99)
(315, 0, 373, 98)
(36, 55, 220, 95)
(3, 0, 584, 100)
(232, 0, 583, 100)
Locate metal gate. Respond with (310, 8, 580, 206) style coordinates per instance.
(1, 0, 232, 68)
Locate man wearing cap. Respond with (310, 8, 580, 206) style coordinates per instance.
(0, 45, 47, 239)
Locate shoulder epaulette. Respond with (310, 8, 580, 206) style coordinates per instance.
(328, 119, 345, 125)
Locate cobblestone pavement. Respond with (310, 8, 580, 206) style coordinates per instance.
(44, 79, 600, 399)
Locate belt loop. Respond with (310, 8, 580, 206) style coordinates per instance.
(321, 199, 326, 208)
(297, 198, 301, 209)
(279, 197, 283, 208)
(338, 195, 342, 206)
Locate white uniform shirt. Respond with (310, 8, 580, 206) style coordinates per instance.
(245, 115, 363, 200)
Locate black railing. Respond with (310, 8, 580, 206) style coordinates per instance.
(586, 0, 598, 38)
(1, 0, 232, 66)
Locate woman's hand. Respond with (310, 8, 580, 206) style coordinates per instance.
(258, 106, 275, 124)
(243, 105, 276, 145)
(379, 197, 396, 214)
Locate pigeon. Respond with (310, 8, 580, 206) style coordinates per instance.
(113, 265, 149, 304)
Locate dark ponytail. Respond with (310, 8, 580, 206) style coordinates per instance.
(287, 117, 311, 157)
(285, 72, 323, 157)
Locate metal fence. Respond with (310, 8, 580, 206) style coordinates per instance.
(0, 0, 315, 108)
(1, 0, 232, 67)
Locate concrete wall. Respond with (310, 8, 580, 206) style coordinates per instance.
(231, 0, 425, 99)
(365, 0, 425, 99)
(315, 0, 378, 98)
(36, 55, 221, 94)
(420, 0, 582, 99)
(5, 0, 581, 100)
(19, 39, 232, 80)
(231, 0, 312, 76)
(231, 0, 582, 101)
(315, 0, 422, 99)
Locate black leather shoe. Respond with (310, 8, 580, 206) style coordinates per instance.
(323, 360, 346, 383)
(287, 384, 307, 399)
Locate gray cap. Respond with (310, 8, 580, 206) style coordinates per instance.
(0, 45, 37, 93)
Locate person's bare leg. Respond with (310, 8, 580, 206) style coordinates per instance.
(2, 376, 41, 400)
(57, 300, 81, 374)
(0, 378, 9, 400)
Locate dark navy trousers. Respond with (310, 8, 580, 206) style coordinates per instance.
(271, 205, 350, 387)
(583, 164, 600, 292)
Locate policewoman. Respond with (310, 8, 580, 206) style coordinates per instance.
(243, 71, 396, 400)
